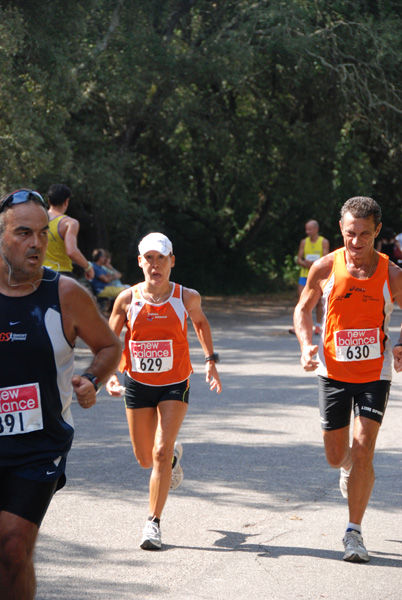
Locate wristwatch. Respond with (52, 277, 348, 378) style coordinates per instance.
(205, 352, 220, 364)
(81, 372, 102, 393)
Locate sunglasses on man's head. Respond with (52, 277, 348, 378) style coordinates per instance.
(0, 190, 46, 214)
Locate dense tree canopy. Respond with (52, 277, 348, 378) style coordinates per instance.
(1, 0, 402, 292)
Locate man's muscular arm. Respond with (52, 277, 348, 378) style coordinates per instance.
(60, 217, 94, 279)
(59, 277, 121, 407)
(294, 255, 333, 371)
(388, 262, 402, 373)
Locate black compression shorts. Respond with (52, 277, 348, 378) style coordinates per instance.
(124, 374, 190, 409)
(0, 467, 66, 526)
(318, 376, 390, 431)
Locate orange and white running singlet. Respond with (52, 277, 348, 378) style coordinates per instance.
(119, 283, 193, 386)
(317, 249, 394, 383)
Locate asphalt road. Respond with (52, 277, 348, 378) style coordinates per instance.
(36, 298, 402, 599)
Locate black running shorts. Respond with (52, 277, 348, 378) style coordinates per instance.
(0, 467, 66, 526)
(124, 374, 190, 409)
(318, 376, 390, 431)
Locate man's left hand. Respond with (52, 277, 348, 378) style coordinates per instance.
(72, 375, 97, 409)
(393, 345, 402, 373)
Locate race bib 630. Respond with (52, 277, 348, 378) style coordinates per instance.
(334, 328, 381, 362)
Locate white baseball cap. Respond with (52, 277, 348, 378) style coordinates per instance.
(138, 232, 173, 256)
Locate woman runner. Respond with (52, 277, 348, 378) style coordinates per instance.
(106, 232, 222, 550)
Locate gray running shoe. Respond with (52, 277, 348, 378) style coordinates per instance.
(170, 442, 183, 490)
(140, 520, 162, 550)
(342, 530, 369, 563)
(339, 467, 350, 499)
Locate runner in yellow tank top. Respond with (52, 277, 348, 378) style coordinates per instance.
(299, 235, 326, 279)
(289, 220, 329, 335)
(293, 196, 402, 563)
(106, 232, 222, 551)
(44, 215, 73, 272)
(43, 184, 94, 280)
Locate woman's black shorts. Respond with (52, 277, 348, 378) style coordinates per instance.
(124, 374, 190, 409)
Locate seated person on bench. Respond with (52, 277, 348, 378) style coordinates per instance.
(90, 248, 129, 300)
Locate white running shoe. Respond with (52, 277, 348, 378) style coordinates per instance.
(170, 442, 183, 490)
(140, 520, 162, 550)
(339, 467, 350, 499)
(342, 530, 369, 563)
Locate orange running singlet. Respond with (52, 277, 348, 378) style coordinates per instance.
(317, 249, 394, 383)
(119, 283, 193, 386)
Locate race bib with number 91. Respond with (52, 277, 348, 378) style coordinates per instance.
(0, 383, 43, 436)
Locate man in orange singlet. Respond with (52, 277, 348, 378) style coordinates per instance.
(294, 196, 402, 563)
(106, 232, 222, 550)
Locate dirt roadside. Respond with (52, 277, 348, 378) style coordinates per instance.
(202, 292, 296, 320)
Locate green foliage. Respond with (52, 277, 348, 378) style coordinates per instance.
(1, 0, 402, 292)
(282, 254, 300, 288)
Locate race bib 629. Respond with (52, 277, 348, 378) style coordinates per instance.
(129, 340, 173, 373)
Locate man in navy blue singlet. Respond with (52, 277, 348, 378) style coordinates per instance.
(0, 189, 121, 600)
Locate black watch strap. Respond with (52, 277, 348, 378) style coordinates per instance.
(205, 352, 220, 364)
(81, 372, 102, 393)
